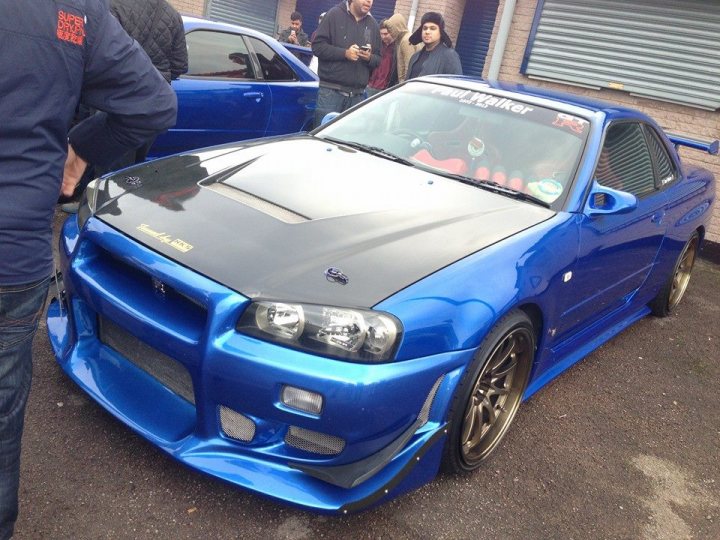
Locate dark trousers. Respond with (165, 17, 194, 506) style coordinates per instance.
(0, 276, 50, 540)
(314, 86, 366, 128)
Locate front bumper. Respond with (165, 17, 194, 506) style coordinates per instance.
(48, 216, 472, 512)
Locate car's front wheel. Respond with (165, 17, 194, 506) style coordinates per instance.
(443, 310, 534, 473)
(649, 232, 699, 317)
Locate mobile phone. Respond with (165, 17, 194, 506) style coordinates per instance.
(359, 44, 371, 52)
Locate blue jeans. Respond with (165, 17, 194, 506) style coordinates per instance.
(0, 277, 49, 540)
(314, 86, 366, 128)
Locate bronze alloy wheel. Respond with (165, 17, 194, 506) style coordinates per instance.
(668, 234, 698, 311)
(650, 232, 699, 317)
(460, 325, 533, 465)
(444, 310, 535, 472)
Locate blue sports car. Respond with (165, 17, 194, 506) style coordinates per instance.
(47, 77, 717, 513)
(149, 16, 318, 158)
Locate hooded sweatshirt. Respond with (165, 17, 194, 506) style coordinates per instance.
(384, 13, 420, 83)
(311, 0, 381, 91)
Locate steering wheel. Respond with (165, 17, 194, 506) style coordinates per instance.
(390, 128, 432, 153)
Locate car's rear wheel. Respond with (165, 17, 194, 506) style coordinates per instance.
(650, 232, 699, 317)
(443, 310, 534, 473)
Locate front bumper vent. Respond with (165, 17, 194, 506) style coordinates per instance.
(418, 375, 445, 426)
(98, 316, 195, 404)
(219, 406, 256, 442)
(285, 426, 345, 455)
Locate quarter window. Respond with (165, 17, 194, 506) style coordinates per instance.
(644, 126, 677, 186)
(247, 37, 296, 81)
(595, 123, 655, 196)
(185, 30, 256, 79)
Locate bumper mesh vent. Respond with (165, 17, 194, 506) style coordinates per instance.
(285, 426, 345, 455)
(219, 406, 256, 442)
(99, 316, 195, 404)
(418, 375, 445, 427)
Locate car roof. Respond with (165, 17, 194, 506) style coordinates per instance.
(416, 75, 654, 124)
(181, 15, 274, 41)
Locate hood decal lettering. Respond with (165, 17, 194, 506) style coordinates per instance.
(137, 224, 193, 253)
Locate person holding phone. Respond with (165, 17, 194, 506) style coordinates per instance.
(311, 0, 381, 127)
(278, 11, 309, 46)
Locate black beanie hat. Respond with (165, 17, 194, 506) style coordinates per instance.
(409, 12, 453, 48)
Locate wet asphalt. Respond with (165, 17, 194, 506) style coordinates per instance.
(12, 211, 720, 539)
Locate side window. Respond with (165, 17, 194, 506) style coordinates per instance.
(247, 37, 297, 81)
(643, 126, 678, 186)
(594, 123, 655, 196)
(185, 30, 256, 79)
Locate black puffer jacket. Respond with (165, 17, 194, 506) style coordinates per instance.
(110, 0, 187, 82)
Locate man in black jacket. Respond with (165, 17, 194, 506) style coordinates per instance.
(108, 0, 187, 163)
(312, 0, 381, 127)
(0, 1, 176, 537)
(62, 0, 188, 213)
(111, 0, 188, 83)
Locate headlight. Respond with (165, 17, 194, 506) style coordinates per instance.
(77, 178, 101, 230)
(237, 302, 402, 362)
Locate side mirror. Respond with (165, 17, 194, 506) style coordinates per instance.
(321, 111, 341, 126)
(585, 180, 638, 216)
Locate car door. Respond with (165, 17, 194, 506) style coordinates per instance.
(151, 29, 270, 157)
(558, 121, 669, 338)
(245, 36, 316, 135)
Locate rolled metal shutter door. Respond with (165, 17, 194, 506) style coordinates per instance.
(207, 0, 279, 36)
(522, 0, 720, 110)
(455, 0, 500, 77)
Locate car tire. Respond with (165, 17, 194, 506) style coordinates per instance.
(649, 232, 699, 317)
(442, 310, 535, 473)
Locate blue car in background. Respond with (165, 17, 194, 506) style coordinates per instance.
(48, 77, 716, 513)
(150, 16, 318, 158)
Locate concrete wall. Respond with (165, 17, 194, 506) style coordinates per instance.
(484, 0, 720, 243)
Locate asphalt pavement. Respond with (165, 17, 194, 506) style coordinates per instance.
(13, 212, 720, 539)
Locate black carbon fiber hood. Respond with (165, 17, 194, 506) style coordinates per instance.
(93, 137, 553, 307)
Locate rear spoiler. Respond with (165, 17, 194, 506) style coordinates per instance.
(666, 133, 719, 155)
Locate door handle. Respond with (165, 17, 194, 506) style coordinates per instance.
(650, 211, 665, 224)
(243, 92, 264, 101)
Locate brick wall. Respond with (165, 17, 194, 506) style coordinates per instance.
(276, 0, 295, 37)
(403, 1, 463, 41)
(484, 0, 720, 243)
(168, 0, 205, 17)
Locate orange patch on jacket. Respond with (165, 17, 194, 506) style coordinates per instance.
(57, 10, 85, 46)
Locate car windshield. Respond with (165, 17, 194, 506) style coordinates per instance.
(316, 81, 590, 208)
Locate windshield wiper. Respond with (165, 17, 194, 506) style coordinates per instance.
(321, 137, 416, 166)
(433, 172, 552, 209)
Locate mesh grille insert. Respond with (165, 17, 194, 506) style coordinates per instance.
(418, 375, 445, 427)
(285, 426, 345, 455)
(98, 316, 195, 404)
(219, 406, 256, 442)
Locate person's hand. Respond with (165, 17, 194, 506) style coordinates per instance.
(288, 30, 298, 44)
(61, 143, 88, 197)
(345, 44, 360, 61)
(357, 45, 371, 61)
